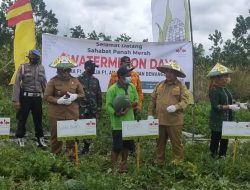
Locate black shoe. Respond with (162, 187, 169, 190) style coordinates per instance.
(37, 137, 48, 148)
(81, 147, 89, 155)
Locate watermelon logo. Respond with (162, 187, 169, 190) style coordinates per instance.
(86, 120, 96, 127)
(149, 120, 158, 127)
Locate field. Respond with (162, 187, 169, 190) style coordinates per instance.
(0, 86, 250, 190)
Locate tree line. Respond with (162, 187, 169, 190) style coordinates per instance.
(0, 0, 249, 85)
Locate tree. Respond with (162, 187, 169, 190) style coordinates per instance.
(232, 11, 250, 53)
(0, 0, 58, 85)
(208, 29, 223, 63)
(0, 0, 13, 49)
(193, 43, 211, 70)
(98, 32, 111, 41)
(114, 33, 131, 42)
(0, 0, 14, 85)
(31, 0, 58, 47)
(70, 25, 86, 39)
(87, 30, 99, 40)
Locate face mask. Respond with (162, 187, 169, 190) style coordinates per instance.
(86, 66, 95, 75)
(89, 67, 95, 75)
(57, 69, 71, 80)
(125, 77, 131, 84)
(29, 57, 40, 64)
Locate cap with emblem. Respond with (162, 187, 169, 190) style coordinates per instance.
(117, 65, 134, 77)
(121, 56, 132, 64)
(84, 60, 99, 69)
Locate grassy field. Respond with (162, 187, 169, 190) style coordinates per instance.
(0, 86, 250, 189)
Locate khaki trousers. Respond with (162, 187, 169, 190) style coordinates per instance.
(49, 117, 75, 156)
(155, 125, 183, 165)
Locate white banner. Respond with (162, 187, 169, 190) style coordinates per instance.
(122, 119, 159, 139)
(57, 119, 96, 140)
(222, 121, 250, 139)
(42, 33, 193, 93)
(151, 0, 190, 42)
(0, 118, 10, 139)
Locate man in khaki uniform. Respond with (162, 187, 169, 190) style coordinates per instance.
(44, 54, 84, 157)
(148, 61, 188, 166)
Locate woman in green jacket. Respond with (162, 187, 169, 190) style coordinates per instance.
(207, 63, 240, 158)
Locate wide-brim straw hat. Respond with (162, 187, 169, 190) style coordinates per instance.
(156, 61, 186, 78)
(49, 53, 77, 69)
(207, 63, 233, 77)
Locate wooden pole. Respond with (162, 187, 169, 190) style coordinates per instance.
(75, 141, 80, 165)
(136, 139, 140, 172)
(233, 138, 239, 163)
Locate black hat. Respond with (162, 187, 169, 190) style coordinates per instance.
(84, 60, 99, 69)
(117, 65, 134, 77)
(120, 56, 132, 63)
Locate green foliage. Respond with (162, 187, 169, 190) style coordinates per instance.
(208, 11, 250, 67)
(31, 0, 58, 46)
(114, 33, 132, 42)
(1, 86, 250, 189)
(70, 25, 86, 39)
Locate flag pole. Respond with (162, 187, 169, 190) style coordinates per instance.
(187, 0, 196, 141)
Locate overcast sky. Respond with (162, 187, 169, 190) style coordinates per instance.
(4, 0, 250, 55)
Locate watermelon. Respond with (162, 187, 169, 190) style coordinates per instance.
(112, 94, 131, 112)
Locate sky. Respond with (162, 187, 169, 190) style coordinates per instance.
(3, 0, 250, 55)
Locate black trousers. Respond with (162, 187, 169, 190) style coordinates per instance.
(209, 130, 228, 157)
(16, 95, 44, 138)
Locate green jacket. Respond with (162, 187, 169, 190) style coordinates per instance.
(209, 87, 234, 132)
(106, 82, 139, 130)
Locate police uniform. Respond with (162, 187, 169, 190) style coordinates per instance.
(12, 51, 47, 146)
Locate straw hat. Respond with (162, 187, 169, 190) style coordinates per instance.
(207, 63, 233, 77)
(156, 61, 186, 78)
(49, 53, 77, 69)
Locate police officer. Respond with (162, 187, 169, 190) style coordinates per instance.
(12, 49, 47, 147)
(78, 60, 102, 154)
(44, 54, 84, 157)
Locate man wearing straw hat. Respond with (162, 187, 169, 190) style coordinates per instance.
(44, 54, 84, 159)
(148, 61, 188, 166)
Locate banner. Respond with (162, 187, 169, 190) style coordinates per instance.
(57, 119, 96, 141)
(42, 34, 193, 93)
(151, 0, 190, 42)
(222, 121, 250, 139)
(0, 118, 10, 139)
(122, 119, 159, 140)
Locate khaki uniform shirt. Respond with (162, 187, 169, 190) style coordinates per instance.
(148, 79, 188, 126)
(44, 76, 85, 119)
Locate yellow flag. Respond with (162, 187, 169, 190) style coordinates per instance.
(10, 19, 36, 84)
(6, 0, 36, 84)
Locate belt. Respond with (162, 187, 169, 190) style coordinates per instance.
(23, 92, 42, 97)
